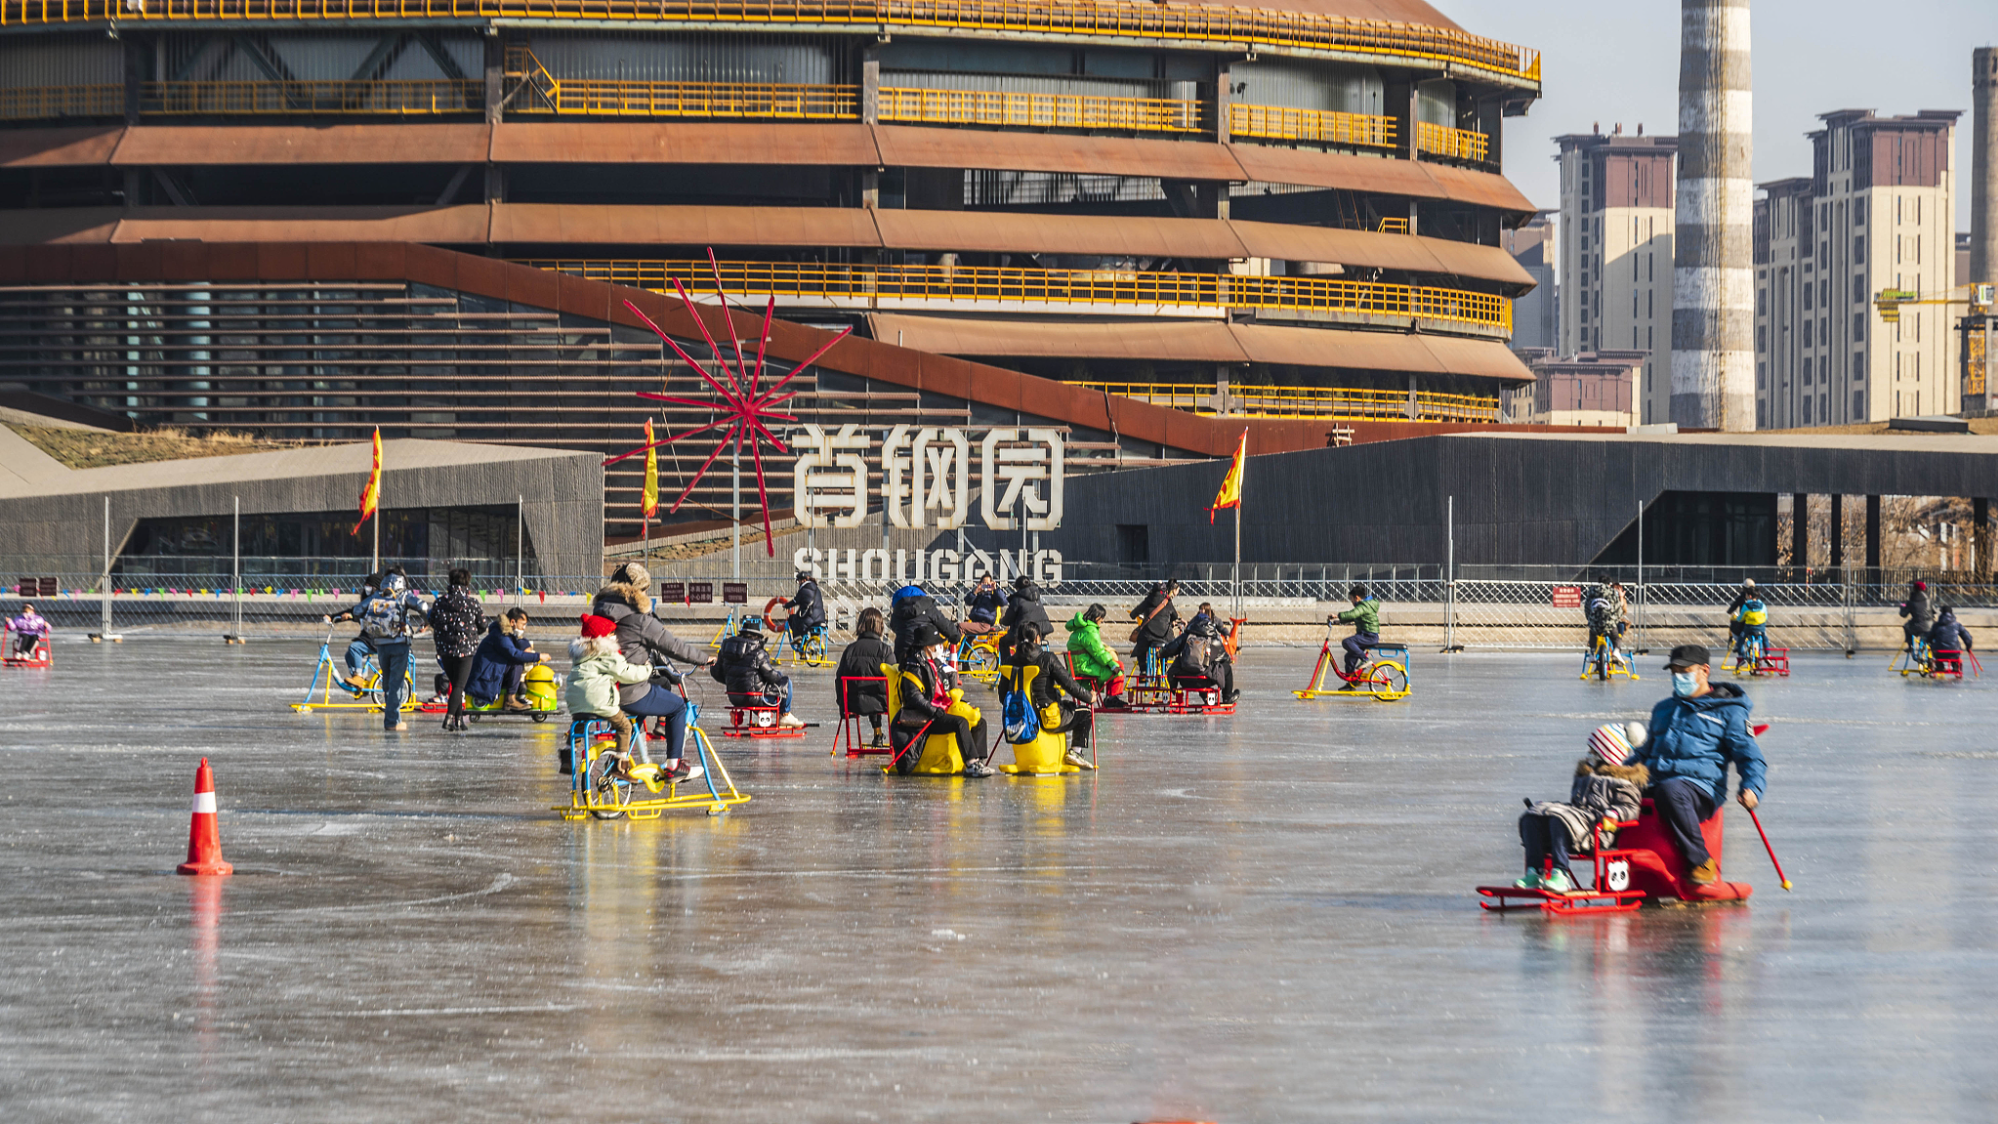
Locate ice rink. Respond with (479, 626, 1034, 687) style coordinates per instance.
(3, 638, 1995, 1122)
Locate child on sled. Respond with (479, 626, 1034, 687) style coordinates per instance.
(1515, 722, 1651, 894)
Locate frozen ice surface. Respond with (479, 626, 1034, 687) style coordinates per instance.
(3, 639, 1996, 1122)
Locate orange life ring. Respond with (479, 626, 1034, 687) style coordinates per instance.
(763, 596, 791, 633)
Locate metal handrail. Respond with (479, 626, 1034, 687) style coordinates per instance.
(141, 79, 482, 114)
(1415, 120, 1490, 163)
(0, 83, 123, 120)
(880, 87, 1201, 133)
(519, 258, 1513, 330)
(512, 79, 858, 119)
(0, 1, 1541, 85)
(1067, 380, 1500, 423)
(1228, 103, 1393, 148)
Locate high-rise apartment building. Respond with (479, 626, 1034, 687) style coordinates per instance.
(1507, 213, 1559, 352)
(1555, 131, 1677, 423)
(1755, 110, 1960, 428)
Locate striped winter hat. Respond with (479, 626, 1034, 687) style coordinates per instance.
(1587, 721, 1648, 766)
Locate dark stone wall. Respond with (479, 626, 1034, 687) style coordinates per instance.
(0, 451, 604, 576)
(1045, 435, 1998, 566)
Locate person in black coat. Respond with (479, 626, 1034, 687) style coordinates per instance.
(1901, 580, 1936, 650)
(888, 586, 962, 664)
(784, 571, 827, 643)
(1128, 578, 1181, 670)
(717, 618, 803, 728)
(1158, 614, 1237, 702)
(835, 607, 895, 747)
(1929, 606, 1974, 659)
(999, 576, 1055, 660)
(1002, 623, 1097, 770)
(891, 623, 992, 777)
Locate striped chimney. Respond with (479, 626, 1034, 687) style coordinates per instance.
(1973, 48, 1996, 287)
(1671, 0, 1755, 431)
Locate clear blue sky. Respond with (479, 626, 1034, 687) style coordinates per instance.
(1448, 0, 1992, 229)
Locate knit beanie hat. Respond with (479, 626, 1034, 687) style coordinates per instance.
(579, 614, 617, 639)
(1587, 721, 1647, 766)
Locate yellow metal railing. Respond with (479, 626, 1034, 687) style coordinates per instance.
(1070, 380, 1501, 423)
(0, 83, 123, 120)
(1416, 120, 1490, 162)
(140, 79, 482, 115)
(1376, 217, 1410, 235)
(879, 87, 1201, 133)
(1228, 103, 1393, 149)
(0, 2, 1540, 85)
(520, 258, 1511, 332)
(515, 80, 858, 119)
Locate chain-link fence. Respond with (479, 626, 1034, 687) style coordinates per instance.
(5, 568, 1987, 650)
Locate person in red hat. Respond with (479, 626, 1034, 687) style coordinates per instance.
(1900, 580, 1935, 653)
(565, 613, 654, 769)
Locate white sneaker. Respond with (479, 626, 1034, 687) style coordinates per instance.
(778, 713, 806, 729)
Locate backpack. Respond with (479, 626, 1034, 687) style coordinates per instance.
(1738, 598, 1768, 626)
(358, 592, 406, 639)
(1000, 673, 1042, 745)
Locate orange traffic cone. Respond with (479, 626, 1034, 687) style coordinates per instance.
(176, 757, 233, 876)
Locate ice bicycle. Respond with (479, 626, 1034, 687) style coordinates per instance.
(1293, 623, 1410, 702)
(557, 687, 749, 820)
(1579, 633, 1638, 681)
(292, 630, 416, 714)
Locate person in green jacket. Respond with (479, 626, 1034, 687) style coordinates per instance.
(1333, 585, 1381, 690)
(1065, 603, 1132, 708)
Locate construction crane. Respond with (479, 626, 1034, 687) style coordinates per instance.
(1874, 283, 1995, 323)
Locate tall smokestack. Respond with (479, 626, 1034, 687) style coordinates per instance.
(1671, 0, 1755, 431)
(1974, 47, 1997, 287)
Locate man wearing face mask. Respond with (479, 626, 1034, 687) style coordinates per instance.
(1631, 645, 1768, 886)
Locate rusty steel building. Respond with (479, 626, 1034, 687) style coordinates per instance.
(0, 0, 1544, 539)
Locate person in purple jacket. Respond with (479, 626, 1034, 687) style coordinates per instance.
(7, 604, 50, 657)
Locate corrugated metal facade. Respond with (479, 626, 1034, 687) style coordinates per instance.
(0, 33, 121, 89)
(526, 33, 840, 85)
(885, 71, 1164, 100)
(1232, 59, 1382, 115)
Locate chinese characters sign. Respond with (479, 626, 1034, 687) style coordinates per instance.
(792, 425, 1063, 531)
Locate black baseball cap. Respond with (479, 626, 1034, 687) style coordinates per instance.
(1664, 644, 1710, 670)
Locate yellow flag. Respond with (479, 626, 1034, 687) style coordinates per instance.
(351, 426, 381, 535)
(1209, 428, 1247, 524)
(641, 419, 660, 519)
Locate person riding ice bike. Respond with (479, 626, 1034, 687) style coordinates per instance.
(1583, 583, 1630, 676)
(1729, 593, 1769, 671)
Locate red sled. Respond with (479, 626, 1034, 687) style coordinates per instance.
(722, 705, 814, 739)
(1477, 800, 1755, 916)
(1104, 676, 1236, 716)
(2, 635, 52, 669)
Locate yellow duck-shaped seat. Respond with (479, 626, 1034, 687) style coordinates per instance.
(996, 662, 1078, 775)
(880, 661, 979, 775)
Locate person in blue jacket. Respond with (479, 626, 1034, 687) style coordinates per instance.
(467, 608, 548, 709)
(1634, 644, 1769, 885)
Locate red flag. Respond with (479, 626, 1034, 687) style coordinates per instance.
(1209, 428, 1247, 524)
(351, 427, 381, 535)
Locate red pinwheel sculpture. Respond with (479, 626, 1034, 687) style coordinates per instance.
(605, 252, 851, 556)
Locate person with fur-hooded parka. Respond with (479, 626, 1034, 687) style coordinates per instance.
(1516, 722, 1653, 894)
(590, 561, 711, 707)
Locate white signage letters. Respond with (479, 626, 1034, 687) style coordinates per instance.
(798, 425, 1060, 533)
(792, 423, 870, 528)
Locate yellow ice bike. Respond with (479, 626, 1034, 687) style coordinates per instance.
(293, 630, 416, 713)
(556, 686, 749, 820)
(1294, 624, 1410, 701)
(1579, 632, 1638, 681)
